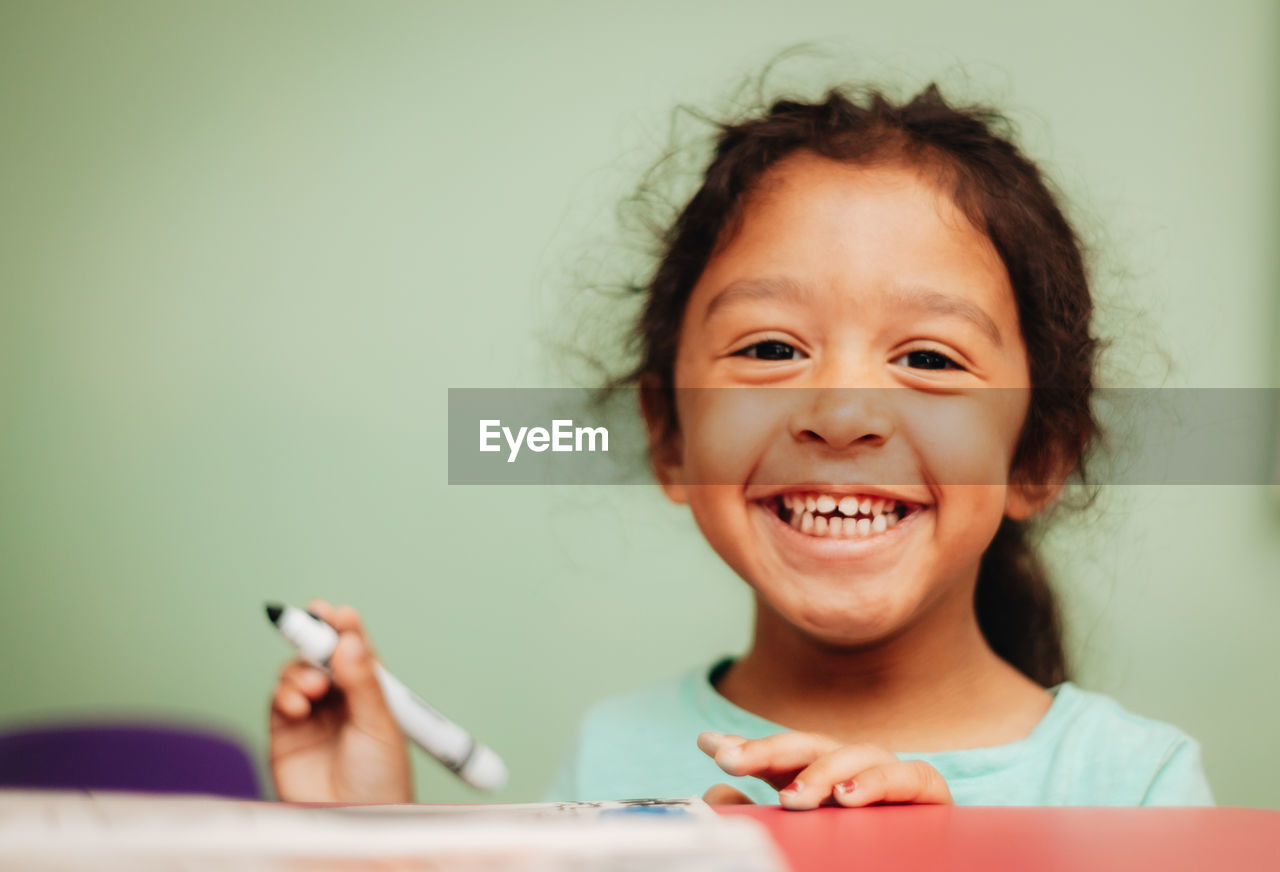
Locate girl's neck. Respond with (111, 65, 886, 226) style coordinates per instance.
(715, 590, 1052, 751)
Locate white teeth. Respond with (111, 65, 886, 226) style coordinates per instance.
(791, 494, 905, 517)
(777, 492, 911, 538)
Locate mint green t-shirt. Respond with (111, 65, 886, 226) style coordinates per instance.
(543, 659, 1214, 806)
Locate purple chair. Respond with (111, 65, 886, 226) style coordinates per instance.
(0, 722, 261, 799)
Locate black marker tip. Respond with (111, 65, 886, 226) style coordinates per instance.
(265, 603, 283, 625)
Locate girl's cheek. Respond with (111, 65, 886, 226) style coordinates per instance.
(676, 389, 790, 483)
(897, 390, 1026, 484)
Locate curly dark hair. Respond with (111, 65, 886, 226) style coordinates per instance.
(611, 83, 1103, 687)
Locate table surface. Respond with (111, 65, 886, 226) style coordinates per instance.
(717, 804, 1280, 872)
(4, 790, 1278, 871)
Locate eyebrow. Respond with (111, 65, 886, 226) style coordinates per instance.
(702, 277, 814, 323)
(702, 276, 1004, 347)
(885, 284, 1004, 347)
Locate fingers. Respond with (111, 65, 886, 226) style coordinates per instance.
(271, 660, 332, 721)
(697, 731, 740, 756)
(326, 623, 400, 736)
(702, 784, 756, 805)
(700, 732, 953, 809)
(305, 600, 377, 660)
(774, 743, 901, 809)
(698, 731, 842, 784)
(305, 598, 336, 624)
(326, 603, 371, 638)
(283, 661, 332, 698)
(274, 597, 377, 718)
(279, 599, 397, 738)
(271, 685, 310, 721)
(831, 760, 954, 807)
(305, 599, 368, 633)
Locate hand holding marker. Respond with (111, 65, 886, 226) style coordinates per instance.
(266, 602, 508, 791)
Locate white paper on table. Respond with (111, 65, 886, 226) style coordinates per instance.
(0, 789, 789, 872)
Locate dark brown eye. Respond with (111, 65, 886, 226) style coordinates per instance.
(896, 350, 961, 370)
(735, 340, 803, 361)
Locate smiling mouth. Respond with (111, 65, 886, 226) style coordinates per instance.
(765, 492, 916, 539)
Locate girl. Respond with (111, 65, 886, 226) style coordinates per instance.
(269, 83, 1213, 808)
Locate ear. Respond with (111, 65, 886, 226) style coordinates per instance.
(1004, 480, 1062, 521)
(639, 373, 687, 505)
(1004, 452, 1072, 521)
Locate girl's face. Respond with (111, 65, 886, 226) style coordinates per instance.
(652, 152, 1045, 647)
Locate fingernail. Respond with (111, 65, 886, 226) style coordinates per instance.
(836, 779, 857, 794)
(780, 780, 802, 794)
(344, 634, 365, 658)
(716, 745, 749, 776)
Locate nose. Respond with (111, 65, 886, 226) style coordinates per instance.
(789, 388, 895, 451)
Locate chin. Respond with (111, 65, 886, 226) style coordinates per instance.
(764, 587, 917, 649)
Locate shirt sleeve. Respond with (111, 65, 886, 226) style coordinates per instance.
(1140, 737, 1215, 806)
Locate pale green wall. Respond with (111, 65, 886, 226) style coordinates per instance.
(1, 1, 1277, 808)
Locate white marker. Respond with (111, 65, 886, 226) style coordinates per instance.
(265, 602, 508, 791)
